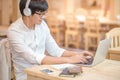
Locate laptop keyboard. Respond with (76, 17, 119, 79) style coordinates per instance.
(84, 57, 94, 65)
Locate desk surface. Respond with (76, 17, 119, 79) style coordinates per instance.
(25, 60, 120, 80)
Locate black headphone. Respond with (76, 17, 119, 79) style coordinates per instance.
(23, 0, 31, 16)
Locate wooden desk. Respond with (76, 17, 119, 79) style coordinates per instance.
(108, 47, 120, 61)
(25, 60, 120, 80)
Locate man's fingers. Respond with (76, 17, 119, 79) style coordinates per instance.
(79, 56, 88, 63)
(83, 51, 94, 57)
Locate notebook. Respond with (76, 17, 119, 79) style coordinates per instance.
(77, 38, 111, 67)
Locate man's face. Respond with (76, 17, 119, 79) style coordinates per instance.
(32, 11, 47, 25)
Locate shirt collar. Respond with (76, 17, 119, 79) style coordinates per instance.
(20, 17, 35, 31)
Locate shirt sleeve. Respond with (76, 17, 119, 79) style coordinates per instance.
(7, 28, 45, 64)
(44, 22, 65, 57)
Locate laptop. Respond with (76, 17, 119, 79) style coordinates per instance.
(77, 38, 111, 67)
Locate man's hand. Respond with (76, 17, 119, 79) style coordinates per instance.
(67, 53, 88, 64)
(80, 51, 94, 57)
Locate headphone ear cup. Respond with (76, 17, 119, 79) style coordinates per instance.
(23, 8, 31, 16)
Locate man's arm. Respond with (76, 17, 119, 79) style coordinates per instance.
(61, 50, 78, 57)
(61, 50, 94, 57)
(41, 53, 88, 64)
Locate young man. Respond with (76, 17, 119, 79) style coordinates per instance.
(7, 0, 93, 80)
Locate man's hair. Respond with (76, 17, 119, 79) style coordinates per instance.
(19, 0, 48, 16)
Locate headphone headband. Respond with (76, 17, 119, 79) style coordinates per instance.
(25, 0, 31, 9)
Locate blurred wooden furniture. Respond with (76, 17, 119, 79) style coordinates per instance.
(0, 39, 15, 80)
(0, 0, 19, 25)
(78, 27, 86, 49)
(0, 26, 15, 80)
(46, 11, 65, 47)
(46, 11, 59, 44)
(58, 21, 66, 46)
(65, 28, 79, 48)
(84, 16, 100, 51)
(0, 26, 8, 40)
(25, 60, 120, 80)
(108, 47, 120, 61)
(106, 28, 120, 61)
(65, 14, 80, 48)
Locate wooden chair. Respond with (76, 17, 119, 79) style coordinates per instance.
(106, 28, 120, 61)
(46, 11, 66, 47)
(46, 11, 60, 45)
(65, 14, 80, 48)
(84, 16, 101, 51)
(0, 39, 15, 80)
(65, 29, 79, 48)
(106, 28, 120, 48)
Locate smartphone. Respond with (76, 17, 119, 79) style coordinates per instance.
(41, 69, 53, 74)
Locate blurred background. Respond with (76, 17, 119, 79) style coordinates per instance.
(0, 1, 120, 80)
(0, 0, 120, 51)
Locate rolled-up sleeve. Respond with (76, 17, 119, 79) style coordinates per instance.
(45, 26, 65, 57)
(7, 30, 45, 64)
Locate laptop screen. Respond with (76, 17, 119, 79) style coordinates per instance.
(77, 38, 111, 66)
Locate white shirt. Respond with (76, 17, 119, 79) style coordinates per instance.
(7, 17, 65, 80)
